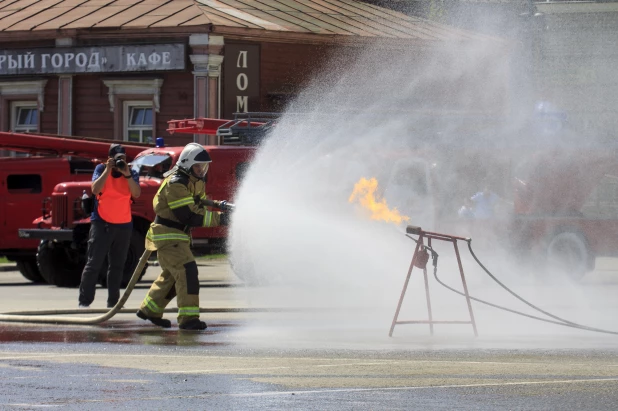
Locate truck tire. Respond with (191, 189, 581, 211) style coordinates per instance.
(546, 231, 592, 281)
(36, 240, 83, 288)
(16, 258, 45, 283)
(98, 229, 148, 288)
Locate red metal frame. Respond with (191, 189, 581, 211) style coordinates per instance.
(166, 118, 230, 135)
(389, 227, 478, 337)
(166, 117, 266, 135)
(0, 131, 152, 159)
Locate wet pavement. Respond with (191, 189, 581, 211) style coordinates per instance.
(2, 259, 618, 409)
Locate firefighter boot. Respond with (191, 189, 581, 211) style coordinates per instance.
(179, 318, 207, 330)
(136, 310, 172, 328)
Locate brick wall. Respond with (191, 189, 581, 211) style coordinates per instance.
(258, 42, 332, 112)
(72, 75, 114, 139)
(41, 77, 58, 134)
(70, 72, 194, 145)
(222, 40, 510, 116)
(156, 72, 194, 147)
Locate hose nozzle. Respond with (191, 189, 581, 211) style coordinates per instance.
(200, 198, 235, 212)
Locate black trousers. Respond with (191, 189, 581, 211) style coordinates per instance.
(78, 219, 132, 307)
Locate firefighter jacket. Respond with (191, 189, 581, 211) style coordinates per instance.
(146, 170, 221, 250)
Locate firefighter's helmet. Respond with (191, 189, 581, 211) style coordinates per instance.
(165, 143, 212, 179)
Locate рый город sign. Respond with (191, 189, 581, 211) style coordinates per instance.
(0, 44, 185, 75)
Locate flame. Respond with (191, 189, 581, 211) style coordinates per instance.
(348, 177, 410, 224)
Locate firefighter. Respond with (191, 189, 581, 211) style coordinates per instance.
(136, 143, 229, 330)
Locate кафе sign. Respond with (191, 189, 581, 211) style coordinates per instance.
(0, 44, 185, 75)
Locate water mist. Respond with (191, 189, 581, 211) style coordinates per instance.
(226, 21, 618, 349)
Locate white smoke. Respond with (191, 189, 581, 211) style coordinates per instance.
(226, 17, 618, 349)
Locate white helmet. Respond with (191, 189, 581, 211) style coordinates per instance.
(165, 143, 212, 179)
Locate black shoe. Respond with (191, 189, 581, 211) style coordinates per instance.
(179, 318, 207, 330)
(136, 310, 171, 328)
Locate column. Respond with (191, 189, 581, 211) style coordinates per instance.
(57, 75, 73, 136)
(190, 34, 224, 145)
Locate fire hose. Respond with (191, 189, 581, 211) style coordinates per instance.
(0, 249, 151, 324)
(0, 199, 236, 325)
(407, 234, 618, 336)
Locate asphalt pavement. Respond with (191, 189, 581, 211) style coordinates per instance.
(1, 258, 618, 409)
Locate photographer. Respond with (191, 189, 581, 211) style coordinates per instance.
(78, 144, 141, 308)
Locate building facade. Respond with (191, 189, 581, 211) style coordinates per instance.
(0, 0, 503, 149)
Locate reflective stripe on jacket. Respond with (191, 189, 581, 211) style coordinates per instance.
(146, 170, 221, 250)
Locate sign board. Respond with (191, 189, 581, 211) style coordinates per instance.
(223, 44, 260, 118)
(0, 44, 185, 75)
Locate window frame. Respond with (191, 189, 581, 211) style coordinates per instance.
(11, 101, 39, 133)
(102, 79, 162, 140)
(123, 100, 154, 144)
(8, 101, 39, 157)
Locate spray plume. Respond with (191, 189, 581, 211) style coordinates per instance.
(226, 15, 618, 349)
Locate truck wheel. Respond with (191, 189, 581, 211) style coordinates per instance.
(546, 231, 592, 281)
(16, 258, 45, 283)
(36, 240, 83, 288)
(98, 229, 148, 288)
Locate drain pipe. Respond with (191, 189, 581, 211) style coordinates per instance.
(0, 250, 152, 324)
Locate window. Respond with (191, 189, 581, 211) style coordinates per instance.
(7, 174, 42, 194)
(11, 102, 38, 133)
(131, 153, 172, 178)
(124, 101, 153, 144)
(8, 102, 38, 157)
(103, 79, 162, 141)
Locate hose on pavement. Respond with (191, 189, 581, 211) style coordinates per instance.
(0, 250, 152, 324)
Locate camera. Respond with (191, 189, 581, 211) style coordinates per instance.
(115, 158, 127, 169)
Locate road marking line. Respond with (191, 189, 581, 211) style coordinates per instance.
(158, 366, 290, 374)
(1, 352, 618, 370)
(238, 377, 618, 396)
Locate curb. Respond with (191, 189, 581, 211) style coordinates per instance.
(0, 264, 17, 272)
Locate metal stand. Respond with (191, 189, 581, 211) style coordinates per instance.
(389, 226, 478, 337)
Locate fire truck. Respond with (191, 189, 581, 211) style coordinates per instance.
(507, 144, 618, 280)
(15, 113, 272, 287)
(0, 134, 153, 283)
(387, 117, 618, 281)
(339, 109, 618, 282)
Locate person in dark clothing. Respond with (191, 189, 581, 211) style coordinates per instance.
(78, 144, 141, 308)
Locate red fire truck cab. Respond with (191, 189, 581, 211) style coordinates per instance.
(17, 113, 271, 287)
(0, 133, 154, 283)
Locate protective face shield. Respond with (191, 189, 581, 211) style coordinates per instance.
(164, 143, 212, 179)
(192, 162, 210, 179)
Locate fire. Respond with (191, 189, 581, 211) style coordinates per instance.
(348, 177, 410, 224)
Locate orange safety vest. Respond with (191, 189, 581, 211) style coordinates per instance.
(97, 173, 133, 224)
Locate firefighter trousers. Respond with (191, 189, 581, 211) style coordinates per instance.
(139, 240, 201, 326)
